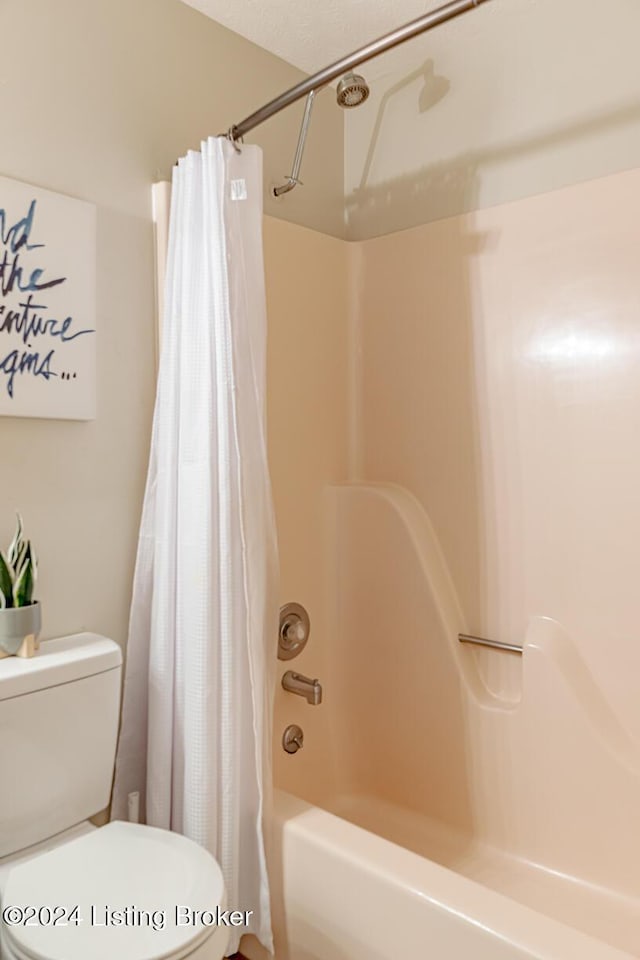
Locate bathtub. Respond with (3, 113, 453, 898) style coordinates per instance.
(240, 790, 636, 960)
(242, 485, 640, 960)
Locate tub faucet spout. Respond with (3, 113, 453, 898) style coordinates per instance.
(282, 670, 323, 705)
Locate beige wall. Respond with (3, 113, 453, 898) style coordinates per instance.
(0, 0, 343, 653)
(345, 0, 640, 239)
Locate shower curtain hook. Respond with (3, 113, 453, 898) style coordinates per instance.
(226, 127, 243, 153)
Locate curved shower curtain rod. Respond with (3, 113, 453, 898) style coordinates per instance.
(227, 0, 493, 144)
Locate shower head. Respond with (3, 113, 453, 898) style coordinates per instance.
(336, 73, 370, 109)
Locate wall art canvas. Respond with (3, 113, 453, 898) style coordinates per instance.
(0, 176, 96, 420)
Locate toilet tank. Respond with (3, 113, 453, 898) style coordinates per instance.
(0, 633, 122, 858)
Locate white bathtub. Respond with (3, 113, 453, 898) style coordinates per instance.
(241, 790, 636, 960)
(244, 485, 640, 960)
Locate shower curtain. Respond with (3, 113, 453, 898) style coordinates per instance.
(112, 137, 278, 955)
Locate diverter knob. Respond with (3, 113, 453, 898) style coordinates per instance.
(282, 724, 304, 754)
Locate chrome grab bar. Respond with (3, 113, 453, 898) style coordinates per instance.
(458, 633, 523, 654)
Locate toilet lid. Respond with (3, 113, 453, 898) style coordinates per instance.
(2, 822, 226, 960)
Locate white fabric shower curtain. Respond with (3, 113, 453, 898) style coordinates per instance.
(112, 137, 278, 955)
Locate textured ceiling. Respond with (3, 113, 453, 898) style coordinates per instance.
(179, 0, 488, 77)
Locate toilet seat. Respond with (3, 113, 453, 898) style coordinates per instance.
(1, 822, 228, 960)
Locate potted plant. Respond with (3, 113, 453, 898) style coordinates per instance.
(0, 514, 40, 659)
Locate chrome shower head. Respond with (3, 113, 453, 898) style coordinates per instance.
(336, 73, 370, 109)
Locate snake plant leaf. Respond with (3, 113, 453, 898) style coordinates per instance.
(12, 557, 34, 608)
(7, 512, 23, 570)
(16, 540, 32, 578)
(0, 551, 15, 608)
(12, 538, 27, 578)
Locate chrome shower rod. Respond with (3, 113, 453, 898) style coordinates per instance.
(229, 0, 492, 142)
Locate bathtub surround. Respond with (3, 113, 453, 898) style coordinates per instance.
(264, 218, 350, 809)
(113, 141, 277, 955)
(354, 166, 640, 743)
(240, 166, 640, 960)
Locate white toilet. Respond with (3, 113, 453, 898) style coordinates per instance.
(0, 633, 230, 960)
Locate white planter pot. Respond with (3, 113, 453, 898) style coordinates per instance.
(0, 601, 41, 656)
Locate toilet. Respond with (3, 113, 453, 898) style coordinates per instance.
(0, 633, 230, 960)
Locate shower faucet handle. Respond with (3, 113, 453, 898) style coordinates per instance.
(278, 602, 310, 660)
(285, 621, 305, 644)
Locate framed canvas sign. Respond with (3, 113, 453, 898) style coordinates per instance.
(0, 176, 96, 420)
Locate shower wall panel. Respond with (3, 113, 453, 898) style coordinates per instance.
(356, 166, 640, 743)
(264, 216, 350, 800)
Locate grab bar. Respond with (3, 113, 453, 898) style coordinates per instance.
(458, 633, 523, 654)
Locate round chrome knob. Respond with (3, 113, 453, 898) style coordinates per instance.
(283, 724, 304, 754)
(278, 603, 310, 661)
(284, 621, 305, 644)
